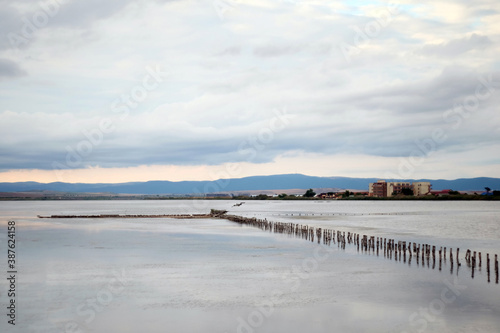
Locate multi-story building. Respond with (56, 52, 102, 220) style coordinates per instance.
(387, 182, 412, 196)
(413, 182, 431, 196)
(369, 180, 388, 197)
(369, 180, 432, 197)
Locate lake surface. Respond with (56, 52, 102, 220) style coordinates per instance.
(0, 200, 499, 333)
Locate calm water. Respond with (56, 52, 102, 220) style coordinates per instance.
(0, 200, 499, 333)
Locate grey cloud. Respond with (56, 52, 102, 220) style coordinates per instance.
(253, 44, 304, 57)
(472, 8, 499, 17)
(0, 0, 134, 51)
(0, 132, 265, 171)
(270, 69, 500, 158)
(215, 46, 241, 56)
(0, 3, 26, 50)
(0, 58, 26, 78)
(338, 69, 499, 116)
(418, 34, 492, 57)
(48, 0, 134, 28)
(1, 91, 499, 171)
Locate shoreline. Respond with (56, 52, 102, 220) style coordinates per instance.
(3, 195, 500, 201)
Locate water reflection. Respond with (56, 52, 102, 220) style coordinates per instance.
(2, 200, 500, 333)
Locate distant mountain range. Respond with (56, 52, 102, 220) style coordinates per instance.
(0, 174, 499, 195)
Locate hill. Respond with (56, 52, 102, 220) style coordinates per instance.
(0, 174, 499, 195)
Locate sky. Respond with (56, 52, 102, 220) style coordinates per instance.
(1, 0, 500, 183)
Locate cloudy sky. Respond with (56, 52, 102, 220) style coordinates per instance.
(1, 0, 499, 183)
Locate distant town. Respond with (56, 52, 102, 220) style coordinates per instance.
(234, 180, 498, 200)
(280, 180, 498, 200)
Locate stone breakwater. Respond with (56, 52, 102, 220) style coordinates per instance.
(37, 214, 212, 219)
(38, 209, 499, 284)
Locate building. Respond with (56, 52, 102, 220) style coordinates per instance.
(430, 189, 452, 197)
(369, 180, 432, 197)
(413, 182, 431, 196)
(387, 182, 412, 196)
(369, 180, 388, 197)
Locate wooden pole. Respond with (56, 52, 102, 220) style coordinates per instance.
(495, 254, 499, 284)
(487, 253, 490, 283)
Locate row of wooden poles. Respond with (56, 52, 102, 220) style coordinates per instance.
(221, 214, 499, 284)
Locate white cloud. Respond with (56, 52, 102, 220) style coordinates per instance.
(1, 0, 500, 180)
